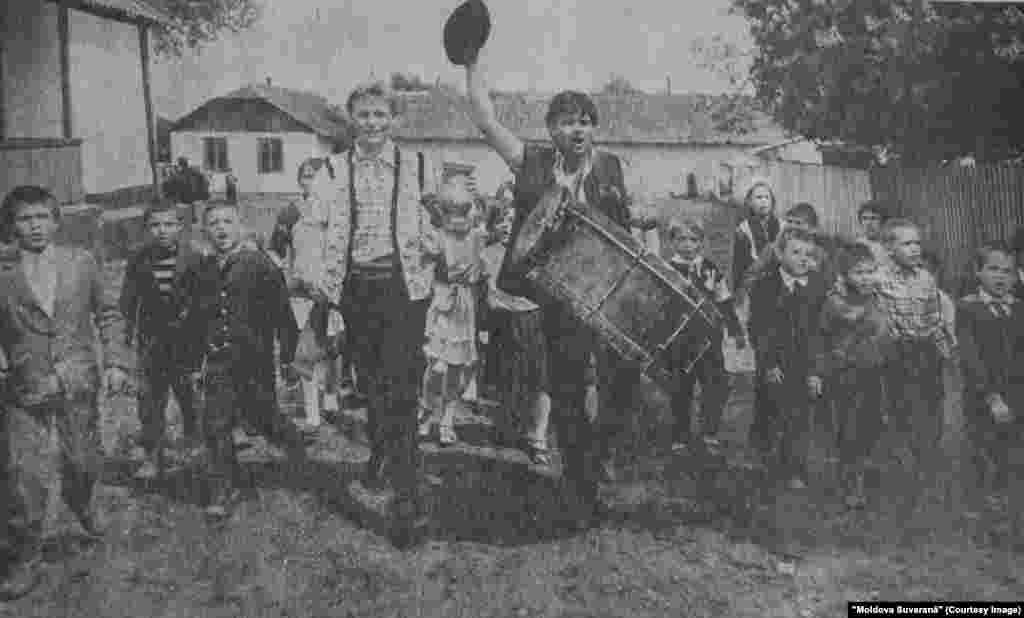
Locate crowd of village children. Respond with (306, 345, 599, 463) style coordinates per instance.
(2, 75, 1024, 599)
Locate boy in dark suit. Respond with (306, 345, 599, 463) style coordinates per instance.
(179, 200, 305, 521)
(120, 200, 202, 479)
(956, 244, 1024, 502)
(0, 185, 132, 598)
(747, 227, 828, 489)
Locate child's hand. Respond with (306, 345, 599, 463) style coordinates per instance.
(764, 367, 784, 385)
(478, 331, 490, 345)
(807, 375, 823, 398)
(989, 394, 1013, 424)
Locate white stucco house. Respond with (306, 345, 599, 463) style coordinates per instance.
(170, 82, 351, 195)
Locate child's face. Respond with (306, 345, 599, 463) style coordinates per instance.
(12, 201, 58, 252)
(859, 211, 883, 240)
(204, 206, 242, 254)
(146, 210, 182, 250)
(777, 238, 816, 278)
(298, 165, 316, 194)
(670, 229, 703, 261)
(886, 226, 922, 269)
(783, 214, 814, 233)
(548, 111, 595, 158)
(748, 185, 773, 217)
(977, 251, 1016, 298)
(845, 260, 877, 294)
(351, 96, 395, 148)
(442, 203, 475, 236)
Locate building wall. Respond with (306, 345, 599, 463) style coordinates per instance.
(171, 131, 333, 194)
(2, 2, 63, 139)
(404, 140, 753, 200)
(69, 9, 151, 195)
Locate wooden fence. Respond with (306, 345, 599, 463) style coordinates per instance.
(731, 159, 873, 239)
(870, 164, 1024, 293)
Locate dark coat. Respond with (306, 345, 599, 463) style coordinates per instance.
(179, 247, 298, 375)
(748, 267, 828, 381)
(956, 294, 1024, 413)
(119, 243, 203, 348)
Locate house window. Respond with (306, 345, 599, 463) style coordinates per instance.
(203, 137, 229, 172)
(258, 138, 283, 174)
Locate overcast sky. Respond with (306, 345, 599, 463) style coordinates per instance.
(152, 0, 751, 119)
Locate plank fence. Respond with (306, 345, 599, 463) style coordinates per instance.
(870, 164, 1024, 293)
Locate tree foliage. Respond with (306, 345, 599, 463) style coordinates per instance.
(153, 0, 262, 57)
(732, 0, 1024, 164)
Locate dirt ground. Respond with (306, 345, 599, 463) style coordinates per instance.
(3, 195, 1024, 617)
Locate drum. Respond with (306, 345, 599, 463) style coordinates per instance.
(507, 185, 722, 389)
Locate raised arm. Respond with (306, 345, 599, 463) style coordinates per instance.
(466, 60, 524, 171)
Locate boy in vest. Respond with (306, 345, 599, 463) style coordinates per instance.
(292, 83, 438, 545)
(120, 200, 202, 479)
(465, 57, 644, 527)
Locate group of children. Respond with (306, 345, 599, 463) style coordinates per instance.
(666, 175, 1024, 511)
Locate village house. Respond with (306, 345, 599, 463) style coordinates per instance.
(170, 82, 351, 195)
(392, 89, 790, 199)
(1, 0, 170, 206)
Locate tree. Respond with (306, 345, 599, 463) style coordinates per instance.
(732, 0, 1024, 165)
(600, 74, 640, 96)
(689, 36, 763, 137)
(153, 0, 262, 57)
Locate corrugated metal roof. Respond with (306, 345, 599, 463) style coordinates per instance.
(394, 89, 789, 146)
(74, 0, 173, 24)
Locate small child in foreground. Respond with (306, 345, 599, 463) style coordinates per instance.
(808, 243, 891, 508)
(666, 216, 745, 454)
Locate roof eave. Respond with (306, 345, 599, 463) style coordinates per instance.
(53, 0, 173, 25)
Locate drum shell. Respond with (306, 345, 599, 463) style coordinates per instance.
(515, 198, 722, 389)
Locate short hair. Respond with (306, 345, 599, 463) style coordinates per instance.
(143, 198, 181, 223)
(545, 91, 599, 127)
(834, 243, 876, 275)
(973, 242, 1016, 270)
(857, 200, 891, 222)
(880, 218, 920, 246)
(1010, 224, 1024, 254)
(345, 81, 401, 116)
(202, 199, 240, 223)
(775, 226, 817, 253)
(1, 185, 59, 240)
(666, 216, 705, 240)
(785, 202, 819, 228)
(296, 157, 327, 185)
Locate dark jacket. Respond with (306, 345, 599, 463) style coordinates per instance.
(748, 267, 827, 380)
(956, 293, 1024, 411)
(498, 144, 630, 298)
(119, 243, 203, 348)
(179, 246, 298, 375)
(809, 289, 891, 377)
(732, 214, 780, 293)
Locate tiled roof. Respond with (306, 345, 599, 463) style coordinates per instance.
(216, 84, 351, 140)
(393, 89, 788, 146)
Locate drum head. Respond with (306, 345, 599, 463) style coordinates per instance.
(508, 185, 568, 264)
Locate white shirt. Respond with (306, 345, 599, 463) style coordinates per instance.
(22, 246, 57, 316)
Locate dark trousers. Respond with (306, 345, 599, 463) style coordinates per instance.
(5, 395, 102, 562)
(830, 366, 885, 466)
(545, 304, 597, 501)
(201, 356, 305, 504)
(749, 374, 811, 479)
(137, 341, 197, 453)
(341, 272, 427, 501)
(964, 387, 1024, 490)
(883, 340, 944, 463)
(668, 342, 729, 443)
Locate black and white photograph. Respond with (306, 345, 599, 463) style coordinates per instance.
(2, 0, 1024, 614)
